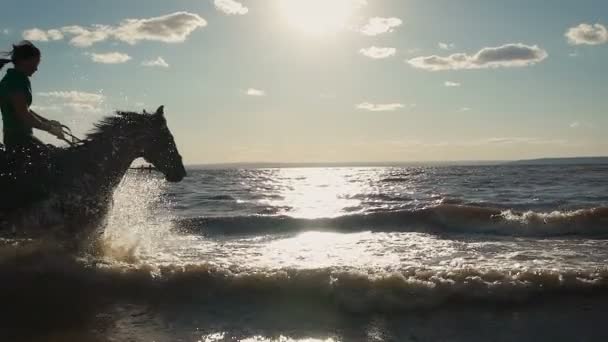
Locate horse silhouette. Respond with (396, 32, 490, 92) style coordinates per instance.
(0, 105, 186, 241)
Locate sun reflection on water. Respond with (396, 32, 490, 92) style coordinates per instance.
(251, 231, 403, 270)
(261, 168, 370, 218)
(201, 333, 338, 342)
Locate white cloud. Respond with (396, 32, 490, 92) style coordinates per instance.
(360, 17, 402, 36)
(384, 137, 571, 149)
(214, 0, 249, 15)
(457, 107, 471, 112)
(566, 23, 608, 45)
(47, 30, 64, 40)
(484, 137, 567, 145)
(64, 102, 103, 113)
(30, 104, 61, 112)
(569, 121, 592, 129)
(38, 91, 105, 104)
(142, 57, 169, 68)
(2, 29, 9, 35)
(86, 52, 132, 64)
(356, 102, 404, 112)
(61, 25, 112, 47)
(22, 28, 64, 42)
(359, 46, 396, 59)
(111, 12, 207, 44)
(246, 88, 266, 96)
(408, 43, 548, 71)
(22, 12, 207, 48)
(438, 42, 455, 50)
(37, 90, 105, 114)
(444, 81, 461, 87)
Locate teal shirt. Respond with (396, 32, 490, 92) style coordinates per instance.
(0, 68, 33, 146)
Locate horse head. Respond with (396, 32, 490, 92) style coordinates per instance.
(139, 105, 187, 182)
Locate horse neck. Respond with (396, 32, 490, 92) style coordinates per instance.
(76, 131, 142, 192)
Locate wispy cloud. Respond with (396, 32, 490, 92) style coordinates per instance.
(38, 90, 104, 104)
(89, 12, 206, 45)
(64, 102, 103, 113)
(30, 104, 61, 112)
(37, 90, 105, 113)
(142, 57, 169, 68)
(359, 46, 396, 59)
(86, 52, 131, 64)
(214, 0, 248, 15)
(484, 137, 568, 145)
(2, 29, 10, 35)
(60, 26, 112, 47)
(438, 42, 455, 50)
(569, 121, 592, 129)
(22, 28, 63, 41)
(566, 23, 608, 45)
(23, 12, 207, 47)
(457, 107, 471, 112)
(377, 137, 573, 152)
(408, 43, 548, 71)
(246, 88, 266, 96)
(356, 102, 405, 112)
(444, 81, 461, 87)
(359, 17, 402, 36)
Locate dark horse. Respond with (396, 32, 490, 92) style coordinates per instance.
(0, 105, 186, 240)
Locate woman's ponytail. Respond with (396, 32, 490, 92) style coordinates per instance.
(0, 57, 12, 71)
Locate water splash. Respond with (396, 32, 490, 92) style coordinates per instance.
(101, 173, 176, 263)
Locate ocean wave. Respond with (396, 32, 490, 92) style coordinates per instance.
(344, 193, 414, 202)
(177, 205, 608, 237)
(207, 194, 237, 201)
(1, 244, 607, 314)
(380, 177, 410, 183)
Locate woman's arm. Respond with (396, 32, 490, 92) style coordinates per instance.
(30, 109, 52, 125)
(8, 92, 51, 131)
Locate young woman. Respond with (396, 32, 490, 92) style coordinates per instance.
(0, 40, 65, 154)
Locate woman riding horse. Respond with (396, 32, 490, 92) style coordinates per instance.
(0, 41, 65, 156)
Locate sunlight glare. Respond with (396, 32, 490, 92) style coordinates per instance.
(279, 0, 364, 35)
(261, 168, 363, 219)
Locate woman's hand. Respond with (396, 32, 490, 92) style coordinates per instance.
(46, 121, 65, 140)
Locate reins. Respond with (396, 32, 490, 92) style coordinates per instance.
(30, 111, 84, 147)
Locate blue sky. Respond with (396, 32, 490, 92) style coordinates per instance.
(1, 0, 607, 163)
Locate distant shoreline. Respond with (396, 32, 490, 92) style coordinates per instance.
(506, 156, 608, 166)
(187, 157, 608, 169)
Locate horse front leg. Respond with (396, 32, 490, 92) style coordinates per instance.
(57, 190, 112, 253)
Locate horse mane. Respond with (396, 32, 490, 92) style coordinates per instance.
(84, 111, 149, 142)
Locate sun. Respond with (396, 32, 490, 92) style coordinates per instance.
(279, 0, 363, 35)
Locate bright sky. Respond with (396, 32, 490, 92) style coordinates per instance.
(0, 0, 607, 164)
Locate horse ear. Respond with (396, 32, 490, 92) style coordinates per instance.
(155, 105, 164, 116)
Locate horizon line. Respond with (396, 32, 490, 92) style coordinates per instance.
(184, 156, 608, 168)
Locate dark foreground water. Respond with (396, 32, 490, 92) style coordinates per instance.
(2, 165, 608, 341)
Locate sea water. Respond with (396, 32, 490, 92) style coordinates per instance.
(2, 165, 608, 341)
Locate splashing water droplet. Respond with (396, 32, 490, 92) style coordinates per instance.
(101, 173, 176, 263)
